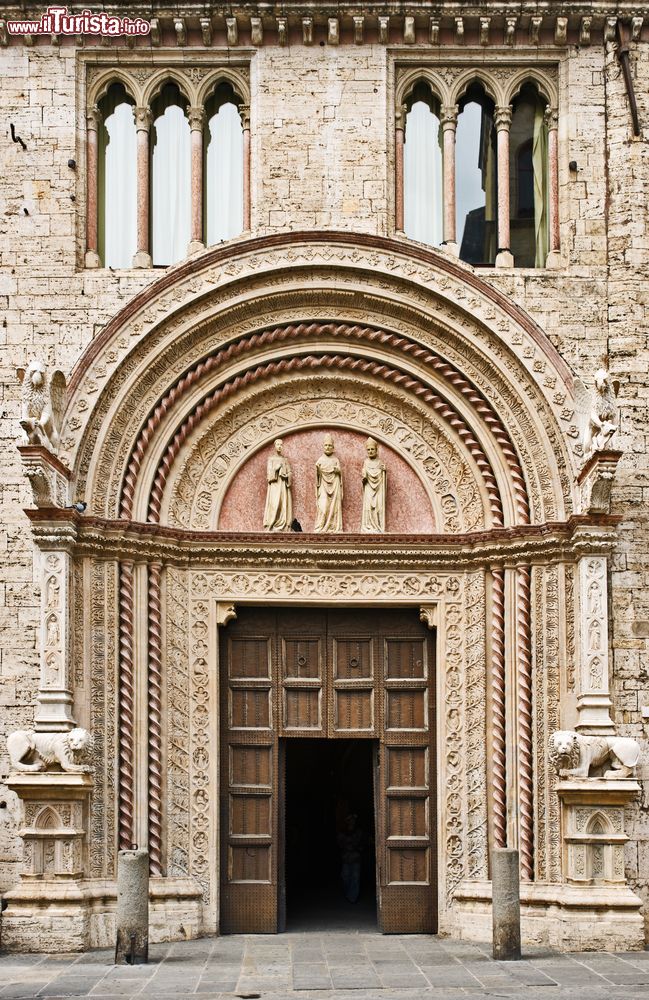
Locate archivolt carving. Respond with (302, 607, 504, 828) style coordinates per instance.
(144, 354, 508, 528)
(89, 559, 117, 879)
(166, 569, 191, 879)
(534, 565, 561, 883)
(63, 237, 576, 524)
(166, 375, 486, 533)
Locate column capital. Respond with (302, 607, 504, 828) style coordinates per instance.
(544, 106, 559, 131)
(494, 106, 512, 132)
(187, 105, 206, 132)
(86, 104, 100, 131)
(239, 103, 250, 130)
(395, 103, 408, 131)
(440, 103, 459, 131)
(133, 106, 153, 132)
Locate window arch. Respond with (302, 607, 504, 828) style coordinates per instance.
(509, 83, 549, 268)
(96, 82, 137, 268)
(151, 82, 191, 267)
(204, 82, 244, 245)
(456, 84, 497, 267)
(403, 81, 443, 247)
(85, 67, 251, 270)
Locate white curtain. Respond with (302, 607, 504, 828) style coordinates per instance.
(99, 92, 136, 268)
(404, 101, 443, 247)
(206, 102, 243, 245)
(152, 89, 191, 266)
(532, 102, 549, 268)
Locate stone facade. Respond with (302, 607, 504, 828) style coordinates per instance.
(0, 2, 647, 951)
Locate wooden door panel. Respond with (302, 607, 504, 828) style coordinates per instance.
(377, 633, 436, 934)
(280, 635, 323, 733)
(221, 608, 436, 934)
(220, 613, 278, 933)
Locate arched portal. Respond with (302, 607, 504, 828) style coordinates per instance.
(12, 233, 634, 948)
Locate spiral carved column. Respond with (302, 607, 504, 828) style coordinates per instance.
(147, 562, 164, 875)
(516, 564, 534, 880)
(118, 561, 135, 851)
(490, 567, 507, 850)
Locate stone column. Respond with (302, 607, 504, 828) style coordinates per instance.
(115, 848, 149, 964)
(240, 104, 251, 231)
(394, 104, 406, 232)
(132, 107, 153, 269)
(494, 106, 514, 268)
(576, 556, 615, 733)
(545, 108, 561, 269)
(34, 545, 76, 731)
(85, 105, 101, 269)
(491, 848, 521, 960)
(440, 104, 458, 254)
(188, 106, 205, 255)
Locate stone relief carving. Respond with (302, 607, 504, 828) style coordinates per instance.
(535, 565, 561, 882)
(361, 437, 386, 533)
(314, 434, 343, 532)
(7, 728, 93, 773)
(89, 558, 117, 878)
(263, 439, 293, 531)
(581, 557, 608, 695)
(17, 361, 66, 454)
(166, 568, 191, 880)
(574, 367, 620, 459)
(549, 730, 641, 779)
(62, 244, 573, 524)
(168, 381, 482, 534)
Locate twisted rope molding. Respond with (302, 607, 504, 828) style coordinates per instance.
(118, 561, 135, 852)
(147, 562, 164, 876)
(490, 566, 507, 850)
(516, 564, 535, 881)
(145, 353, 504, 526)
(117, 322, 530, 524)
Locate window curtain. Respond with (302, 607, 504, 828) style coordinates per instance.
(152, 87, 191, 266)
(98, 89, 136, 268)
(404, 101, 443, 247)
(532, 103, 549, 267)
(206, 102, 244, 245)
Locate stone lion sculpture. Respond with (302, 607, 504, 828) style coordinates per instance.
(549, 729, 640, 779)
(17, 360, 66, 454)
(7, 727, 93, 773)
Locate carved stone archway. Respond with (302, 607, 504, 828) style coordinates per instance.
(6, 233, 643, 954)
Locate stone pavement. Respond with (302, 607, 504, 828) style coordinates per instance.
(1, 934, 649, 1000)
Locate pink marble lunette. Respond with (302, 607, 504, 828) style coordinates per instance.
(218, 428, 436, 533)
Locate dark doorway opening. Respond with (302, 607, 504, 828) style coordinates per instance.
(284, 738, 377, 930)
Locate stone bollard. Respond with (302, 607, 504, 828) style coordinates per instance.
(491, 847, 521, 961)
(115, 848, 149, 965)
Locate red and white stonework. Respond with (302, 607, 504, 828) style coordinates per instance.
(0, 1, 647, 953)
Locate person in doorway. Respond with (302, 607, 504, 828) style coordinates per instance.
(337, 813, 364, 903)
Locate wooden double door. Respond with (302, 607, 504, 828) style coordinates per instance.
(219, 607, 437, 934)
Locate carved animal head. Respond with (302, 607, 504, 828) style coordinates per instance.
(19, 360, 46, 390)
(67, 727, 92, 753)
(549, 730, 580, 772)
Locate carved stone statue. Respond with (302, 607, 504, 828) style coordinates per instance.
(7, 727, 93, 773)
(17, 360, 66, 455)
(361, 437, 386, 533)
(263, 438, 293, 531)
(549, 730, 640, 779)
(574, 367, 620, 459)
(314, 434, 343, 532)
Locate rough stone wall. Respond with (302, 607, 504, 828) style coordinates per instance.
(0, 28, 647, 931)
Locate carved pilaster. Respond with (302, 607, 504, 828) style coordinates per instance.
(34, 550, 75, 731)
(576, 557, 614, 733)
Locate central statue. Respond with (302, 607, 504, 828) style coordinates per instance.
(314, 434, 343, 532)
